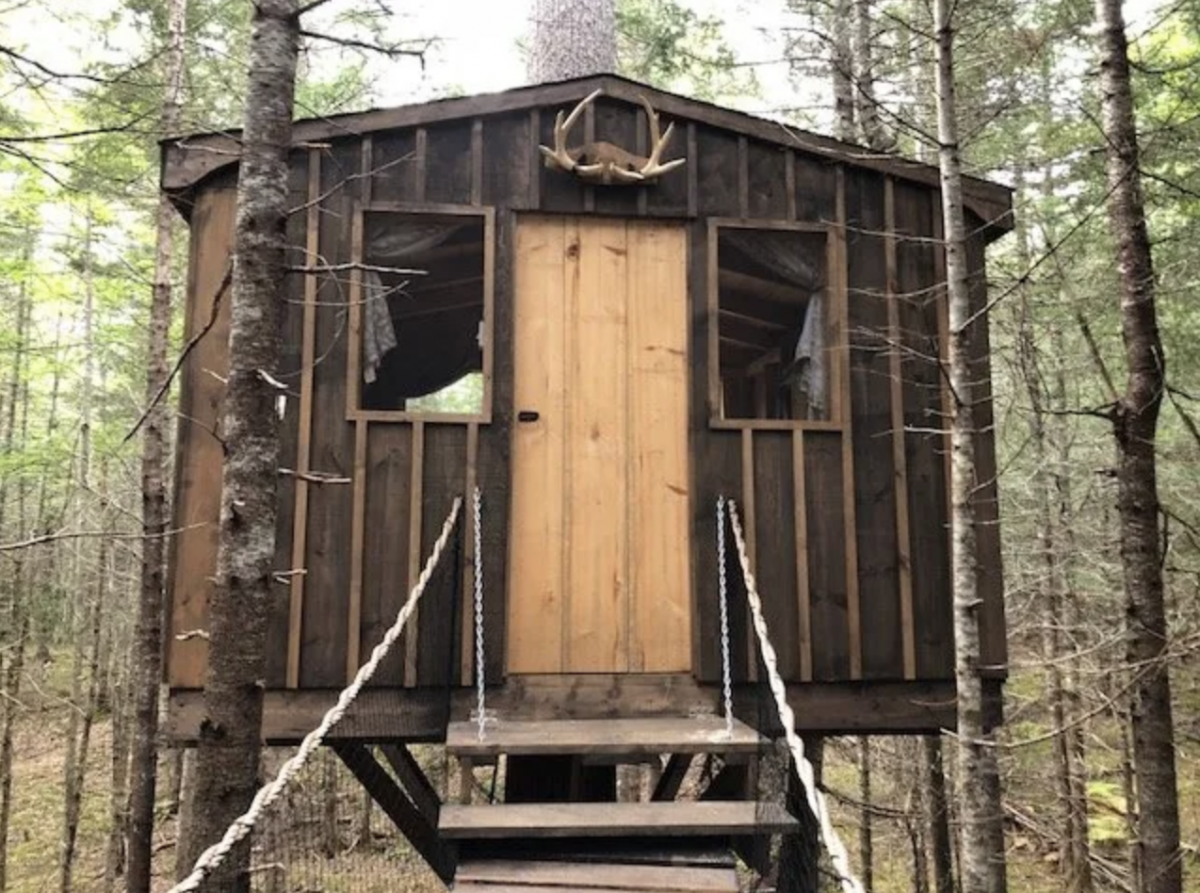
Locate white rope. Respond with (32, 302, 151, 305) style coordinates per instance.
(169, 496, 464, 893)
(726, 498, 865, 893)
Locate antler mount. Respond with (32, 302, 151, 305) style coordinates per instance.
(538, 90, 686, 186)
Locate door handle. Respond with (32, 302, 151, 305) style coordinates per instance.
(517, 410, 540, 423)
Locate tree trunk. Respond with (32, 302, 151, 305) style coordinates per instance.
(830, 0, 856, 141)
(527, 0, 616, 82)
(852, 0, 894, 150)
(931, 3, 1006, 890)
(924, 736, 954, 893)
(0, 256, 32, 893)
(127, 0, 188, 888)
(1093, 3, 1181, 892)
(177, 3, 300, 888)
(859, 737, 873, 893)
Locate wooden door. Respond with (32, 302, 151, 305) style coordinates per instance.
(507, 216, 692, 674)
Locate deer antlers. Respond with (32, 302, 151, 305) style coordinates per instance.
(539, 90, 687, 186)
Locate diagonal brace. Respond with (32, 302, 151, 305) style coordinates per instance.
(332, 742, 455, 882)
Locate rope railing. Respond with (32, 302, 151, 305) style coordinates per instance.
(722, 496, 865, 893)
(169, 496, 464, 893)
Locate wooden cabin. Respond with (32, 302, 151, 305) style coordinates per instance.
(162, 73, 1011, 883)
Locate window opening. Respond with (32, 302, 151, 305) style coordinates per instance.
(360, 211, 487, 415)
(715, 228, 830, 422)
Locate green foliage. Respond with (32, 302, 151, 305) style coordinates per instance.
(616, 0, 759, 102)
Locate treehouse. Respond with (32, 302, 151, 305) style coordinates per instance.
(162, 74, 1011, 886)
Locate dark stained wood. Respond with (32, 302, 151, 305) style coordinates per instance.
(593, 97, 641, 218)
(418, 423, 468, 685)
(696, 126, 741, 218)
(165, 75, 1013, 233)
(803, 432, 850, 682)
(482, 113, 534, 209)
(454, 859, 739, 893)
(361, 424, 414, 688)
(794, 152, 839, 224)
(844, 170, 902, 680)
(746, 140, 790, 220)
(477, 210, 515, 684)
(538, 104, 587, 215)
(299, 141, 358, 687)
(652, 755, 693, 801)
(966, 225, 1007, 678)
(404, 420, 425, 686)
(894, 182, 954, 679)
(439, 802, 798, 839)
(425, 120, 475, 205)
(334, 742, 455, 881)
(380, 743, 442, 824)
(752, 432, 801, 680)
(370, 129, 419, 202)
(414, 127, 428, 202)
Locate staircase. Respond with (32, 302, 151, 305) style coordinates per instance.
(440, 715, 798, 892)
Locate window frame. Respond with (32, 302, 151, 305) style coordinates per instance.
(706, 218, 846, 431)
(346, 201, 495, 424)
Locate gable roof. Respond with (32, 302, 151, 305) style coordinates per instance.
(162, 73, 1012, 235)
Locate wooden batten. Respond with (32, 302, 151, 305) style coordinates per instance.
(834, 166, 863, 680)
(885, 178, 917, 680)
(413, 127, 428, 202)
(461, 422, 479, 685)
(792, 430, 812, 681)
(785, 150, 798, 221)
(686, 122, 698, 218)
(405, 420, 426, 687)
(470, 120, 484, 206)
(347, 419, 368, 682)
(736, 136, 750, 218)
(932, 201, 953, 559)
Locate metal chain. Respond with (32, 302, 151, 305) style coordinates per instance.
(168, 497, 464, 893)
(727, 497, 865, 893)
(473, 486, 487, 741)
(716, 495, 734, 739)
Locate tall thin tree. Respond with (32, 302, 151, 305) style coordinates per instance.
(177, 1, 301, 888)
(127, 0, 188, 889)
(1094, 2, 1182, 891)
(931, 1, 1007, 890)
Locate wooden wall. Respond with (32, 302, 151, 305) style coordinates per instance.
(166, 94, 1007, 709)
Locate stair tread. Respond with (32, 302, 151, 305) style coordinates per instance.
(455, 859, 738, 893)
(439, 801, 796, 839)
(447, 716, 762, 757)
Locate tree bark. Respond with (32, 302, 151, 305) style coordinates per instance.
(859, 737, 873, 893)
(924, 736, 954, 893)
(851, 0, 894, 150)
(831, 0, 856, 141)
(527, 0, 616, 82)
(931, 2, 1006, 891)
(127, 0, 188, 888)
(177, 2, 300, 888)
(1093, 2, 1182, 892)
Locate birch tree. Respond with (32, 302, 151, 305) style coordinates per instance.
(177, 1, 301, 888)
(1094, 1, 1182, 891)
(931, 0, 1007, 890)
(127, 0, 188, 889)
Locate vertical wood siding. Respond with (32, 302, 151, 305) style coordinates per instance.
(169, 100, 1001, 699)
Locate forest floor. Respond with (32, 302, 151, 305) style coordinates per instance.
(6, 656, 1199, 892)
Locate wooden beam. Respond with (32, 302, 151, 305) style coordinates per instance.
(405, 420, 426, 686)
(347, 419, 367, 682)
(793, 430, 812, 682)
(333, 742, 455, 882)
(835, 166, 863, 681)
(380, 743, 442, 824)
(719, 269, 810, 305)
(652, 754, 693, 801)
(286, 147, 322, 689)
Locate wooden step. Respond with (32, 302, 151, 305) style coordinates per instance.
(454, 859, 739, 893)
(439, 801, 796, 839)
(446, 716, 762, 758)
